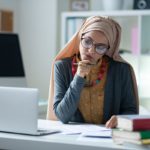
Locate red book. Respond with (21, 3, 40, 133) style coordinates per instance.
(117, 115, 150, 131)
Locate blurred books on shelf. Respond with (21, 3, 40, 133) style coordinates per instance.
(66, 17, 85, 43)
(119, 49, 131, 54)
(131, 26, 139, 55)
(142, 49, 150, 55)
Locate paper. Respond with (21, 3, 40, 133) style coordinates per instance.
(38, 119, 112, 137)
(61, 124, 111, 135)
(81, 130, 112, 138)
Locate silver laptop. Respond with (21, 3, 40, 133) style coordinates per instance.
(0, 86, 60, 135)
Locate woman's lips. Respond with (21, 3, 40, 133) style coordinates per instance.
(83, 54, 94, 61)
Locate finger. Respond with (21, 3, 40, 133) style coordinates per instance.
(79, 65, 91, 71)
(105, 120, 111, 128)
(81, 60, 92, 64)
(109, 119, 117, 128)
(80, 60, 95, 66)
(78, 62, 86, 67)
(105, 116, 117, 128)
(110, 116, 117, 128)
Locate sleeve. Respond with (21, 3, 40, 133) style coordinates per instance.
(53, 61, 85, 123)
(120, 64, 138, 114)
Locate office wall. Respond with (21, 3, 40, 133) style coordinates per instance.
(18, 0, 57, 100)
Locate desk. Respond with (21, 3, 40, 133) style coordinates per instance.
(0, 120, 149, 150)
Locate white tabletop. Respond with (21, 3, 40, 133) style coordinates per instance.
(0, 119, 149, 150)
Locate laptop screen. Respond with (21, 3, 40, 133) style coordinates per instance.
(0, 33, 25, 77)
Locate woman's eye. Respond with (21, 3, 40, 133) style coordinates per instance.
(85, 39, 92, 45)
(97, 45, 106, 51)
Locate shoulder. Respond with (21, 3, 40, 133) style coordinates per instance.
(54, 57, 72, 74)
(110, 58, 131, 71)
(55, 57, 72, 67)
(108, 57, 132, 77)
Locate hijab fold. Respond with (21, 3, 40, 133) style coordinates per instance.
(47, 16, 139, 120)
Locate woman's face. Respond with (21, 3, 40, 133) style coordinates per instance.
(79, 30, 109, 64)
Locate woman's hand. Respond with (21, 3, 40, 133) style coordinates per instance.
(105, 115, 117, 128)
(76, 60, 92, 78)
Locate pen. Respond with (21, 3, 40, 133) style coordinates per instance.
(73, 63, 96, 66)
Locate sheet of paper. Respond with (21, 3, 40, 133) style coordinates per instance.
(38, 119, 112, 136)
(81, 130, 112, 138)
(58, 123, 111, 135)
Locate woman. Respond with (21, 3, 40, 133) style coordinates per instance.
(47, 16, 139, 128)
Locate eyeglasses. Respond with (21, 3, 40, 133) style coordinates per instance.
(81, 37, 109, 55)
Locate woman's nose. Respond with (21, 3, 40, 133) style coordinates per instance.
(88, 46, 95, 53)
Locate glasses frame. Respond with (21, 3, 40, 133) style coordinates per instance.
(81, 37, 110, 55)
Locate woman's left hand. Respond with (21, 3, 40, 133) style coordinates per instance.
(105, 115, 117, 128)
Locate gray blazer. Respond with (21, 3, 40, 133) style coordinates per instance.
(53, 56, 138, 124)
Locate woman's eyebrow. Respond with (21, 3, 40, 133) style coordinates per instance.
(83, 36, 108, 45)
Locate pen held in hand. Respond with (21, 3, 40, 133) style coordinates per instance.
(73, 63, 96, 66)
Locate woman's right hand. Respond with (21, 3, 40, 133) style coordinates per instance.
(76, 60, 92, 78)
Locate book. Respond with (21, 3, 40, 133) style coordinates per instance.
(67, 18, 76, 42)
(113, 136, 150, 145)
(123, 142, 150, 150)
(131, 27, 139, 55)
(117, 115, 150, 131)
(112, 129, 150, 140)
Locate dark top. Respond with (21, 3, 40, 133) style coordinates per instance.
(53, 56, 138, 124)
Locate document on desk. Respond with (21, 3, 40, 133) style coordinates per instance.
(61, 124, 111, 137)
(76, 126, 111, 142)
(81, 130, 112, 138)
(38, 120, 111, 137)
(77, 126, 111, 142)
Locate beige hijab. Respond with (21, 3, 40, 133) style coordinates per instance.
(47, 16, 139, 120)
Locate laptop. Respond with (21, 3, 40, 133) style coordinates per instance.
(0, 86, 60, 135)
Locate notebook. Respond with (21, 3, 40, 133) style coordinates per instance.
(0, 86, 60, 135)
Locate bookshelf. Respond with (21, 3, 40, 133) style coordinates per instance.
(61, 10, 150, 100)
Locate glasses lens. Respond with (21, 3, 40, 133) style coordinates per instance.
(82, 38, 92, 49)
(81, 37, 109, 54)
(96, 45, 108, 54)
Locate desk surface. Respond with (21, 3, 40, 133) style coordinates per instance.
(0, 120, 149, 150)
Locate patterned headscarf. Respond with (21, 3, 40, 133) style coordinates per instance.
(47, 16, 139, 120)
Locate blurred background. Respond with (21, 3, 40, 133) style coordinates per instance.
(0, 0, 150, 118)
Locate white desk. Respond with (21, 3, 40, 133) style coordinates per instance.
(0, 120, 149, 150)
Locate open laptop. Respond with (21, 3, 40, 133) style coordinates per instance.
(0, 86, 60, 135)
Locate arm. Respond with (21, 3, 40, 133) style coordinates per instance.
(53, 61, 85, 123)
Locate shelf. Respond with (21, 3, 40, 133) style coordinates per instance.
(62, 10, 150, 17)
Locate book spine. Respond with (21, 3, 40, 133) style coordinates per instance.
(140, 131, 150, 139)
(141, 139, 150, 145)
(133, 119, 150, 131)
(131, 27, 139, 55)
(66, 18, 76, 43)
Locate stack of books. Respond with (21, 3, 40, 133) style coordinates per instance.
(112, 115, 150, 145)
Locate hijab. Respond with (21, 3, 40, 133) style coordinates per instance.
(47, 16, 139, 120)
